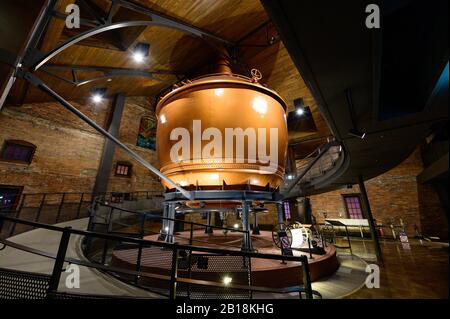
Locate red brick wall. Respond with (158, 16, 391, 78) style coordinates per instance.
(418, 182, 448, 240)
(0, 97, 162, 195)
(0, 100, 108, 193)
(107, 96, 162, 193)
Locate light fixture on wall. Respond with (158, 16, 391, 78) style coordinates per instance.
(90, 87, 107, 104)
(132, 42, 150, 63)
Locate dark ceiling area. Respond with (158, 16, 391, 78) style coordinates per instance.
(262, 0, 449, 190)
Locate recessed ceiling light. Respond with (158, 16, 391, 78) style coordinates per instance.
(132, 42, 150, 63)
(91, 94, 102, 103)
(296, 108, 305, 116)
(132, 51, 145, 63)
(90, 87, 107, 104)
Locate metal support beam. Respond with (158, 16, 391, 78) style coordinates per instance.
(20, 71, 192, 199)
(252, 210, 260, 235)
(159, 203, 169, 241)
(358, 175, 382, 262)
(92, 93, 125, 195)
(205, 212, 213, 234)
(241, 201, 253, 251)
(41, 64, 181, 87)
(277, 202, 285, 229)
(166, 202, 176, 244)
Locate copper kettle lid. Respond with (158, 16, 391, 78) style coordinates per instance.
(156, 70, 288, 115)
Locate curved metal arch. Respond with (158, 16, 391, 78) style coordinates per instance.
(40, 67, 171, 87)
(32, 19, 233, 71)
(76, 74, 171, 86)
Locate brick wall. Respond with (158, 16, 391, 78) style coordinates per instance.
(309, 148, 448, 238)
(107, 96, 162, 193)
(418, 182, 448, 239)
(0, 100, 108, 194)
(0, 96, 162, 196)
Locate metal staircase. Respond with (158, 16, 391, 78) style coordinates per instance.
(282, 139, 346, 199)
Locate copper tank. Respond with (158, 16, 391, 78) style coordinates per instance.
(156, 70, 288, 191)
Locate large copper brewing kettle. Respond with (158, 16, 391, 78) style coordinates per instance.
(156, 71, 288, 192)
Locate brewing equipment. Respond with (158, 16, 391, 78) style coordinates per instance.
(156, 69, 288, 191)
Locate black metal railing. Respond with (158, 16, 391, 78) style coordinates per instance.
(0, 215, 321, 299)
(88, 200, 250, 250)
(0, 190, 163, 237)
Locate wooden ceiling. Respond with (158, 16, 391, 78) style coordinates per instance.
(6, 0, 331, 158)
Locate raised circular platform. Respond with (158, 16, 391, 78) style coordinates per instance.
(111, 230, 339, 289)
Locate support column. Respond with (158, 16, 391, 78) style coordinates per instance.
(166, 202, 176, 244)
(241, 201, 253, 251)
(358, 175, 383, 262)
(159, 202, 169, 241)
(286, 145, 297, 176)
(205, 212, 213, 234)
(277, 202, 285, 229)
(252, 210, 260, 235)
(296, 197, 306, 223)
(92, 93, 126, 195)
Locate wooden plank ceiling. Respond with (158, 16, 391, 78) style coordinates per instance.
(6, 0, 331, 159)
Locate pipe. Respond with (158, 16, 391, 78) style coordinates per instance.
(22, 71, 192, 199)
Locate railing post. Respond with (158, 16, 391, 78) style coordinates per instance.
(76, 193, 84, 219)
(34, 194, 46, 223)
(307, 237, 313, 259)
(55, 193, 66, 224)
(9, 194, 26, 237)
(139, 213, 146, 238)
(170, 247, 179, 299)
(205, 212, 213, 234)
(189, 222, 194, 245)
(47, 226, 72, 295)
(101, 239, 108, 265)
(107, 207, 114, 233)
(302, 256, 313, 299)
(134, 242, 143, 284)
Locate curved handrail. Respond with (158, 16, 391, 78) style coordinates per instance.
(0, 215, 319, 299)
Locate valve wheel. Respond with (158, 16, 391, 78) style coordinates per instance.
(250, 68, 262, 82)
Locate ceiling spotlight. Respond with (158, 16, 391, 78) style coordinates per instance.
(348, 128, 366, 139)
(132, 42, 150, 63)
(294, 97, 306, 116)
(90, 87, 107, 104)
(92, 94, 102, 103)
(296, 108, 305, 116)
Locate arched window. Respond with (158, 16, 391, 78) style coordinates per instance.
(0, 140, 36, 164)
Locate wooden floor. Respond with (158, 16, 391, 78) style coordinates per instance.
(343, 238, 449, 299)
